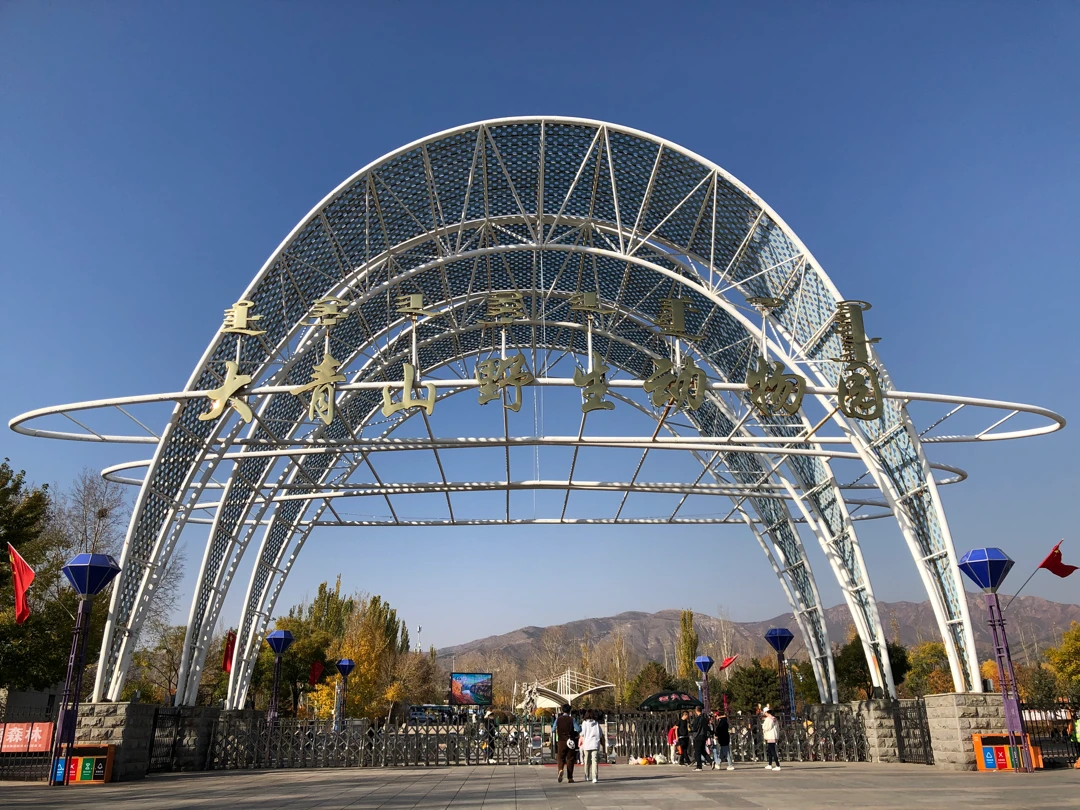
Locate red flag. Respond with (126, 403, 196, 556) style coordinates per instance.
(308, 660, 325, 686)
(7, 544, 35, 624)
(222, 630, 236, 673)
(1039, 540, 1078, 579)
(718, 655, 739, 671)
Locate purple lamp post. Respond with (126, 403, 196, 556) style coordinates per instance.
(958, 547, 1032, 772)
(49, 553, 121, 786)
(764, 628, 795, 716)
(335, 659, 355, 731)
(695, 656, 715, 715)
(265, 630, 294, 727)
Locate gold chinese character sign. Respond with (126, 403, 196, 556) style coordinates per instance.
(292, 354, 347, 425)
(381, 363, 436, 417)
(220, 301, 266, 336)
(310, 296, 348, 327)
(476, 353, 534, 412)
(746, 357, 806, 417)
(643, 357, 706, 410)
(573, 353, 615, 413)
(486, 291, 526, 324)
(655, 297, 702, 340)
(832, 300, 884, 420)
(198, 361, 254, 423)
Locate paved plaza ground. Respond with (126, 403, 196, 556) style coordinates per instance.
(4, 763, 1080, 810)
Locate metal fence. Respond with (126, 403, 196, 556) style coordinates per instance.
(0, 705, 58, 781)
(1020, 700, 1079, 768)
(208, 716, 543, 770)
(147, 706, 189, 773)
(895, 699, 934, 765)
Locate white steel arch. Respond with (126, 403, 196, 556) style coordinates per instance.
(8, 117, 1065, 708)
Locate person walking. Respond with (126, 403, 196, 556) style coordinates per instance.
(554, 704, 579, 783)
(676, 711, 691, 766)
(691, 706, 710, 770)
(667, 722, 678, 764)
(712, 710, 733, 770)
(579, 710, 605, 783)
(761, 705, 781, 770)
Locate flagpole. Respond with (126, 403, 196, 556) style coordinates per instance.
(1003, 568, 1039, 611)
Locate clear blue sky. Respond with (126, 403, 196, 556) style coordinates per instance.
(2, 1, 1078, 650)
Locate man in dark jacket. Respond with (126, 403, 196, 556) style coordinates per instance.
(712, 711, 732, 770)
(554, 704, 578, 783)
(676, 711, 691, 765)
(691, 706, 710, 770)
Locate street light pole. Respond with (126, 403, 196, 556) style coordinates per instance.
(49, 554, 120, 787)
(264, 630, 294, 728)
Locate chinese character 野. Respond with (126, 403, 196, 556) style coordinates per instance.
(311, 296, 348, 327)
(745, 356, 806, 417)
(655, 297, 701, 340)
(291, 353, 347, 425)
(643, 357, 707, 410)
(221, 300, 266, 336)
(381, 363, 436, 417)
(837, 361, 884, 421)
(486, 291, 527, 324)
(572, 353, 615, 413)
(198, 361, 253, 423)
(395, 293, 436, 317)
(476, 352, 534, 412)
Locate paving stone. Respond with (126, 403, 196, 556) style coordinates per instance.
(3, 763, 1078, 809)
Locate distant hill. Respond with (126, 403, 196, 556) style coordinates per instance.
(435, 595, 1080, 673)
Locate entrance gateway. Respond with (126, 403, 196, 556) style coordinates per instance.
(11, 117, 1064, 711)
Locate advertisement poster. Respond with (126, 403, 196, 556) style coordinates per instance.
(449, 672, 493, 705)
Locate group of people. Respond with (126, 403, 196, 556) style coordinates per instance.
(552, 704, 606, 784)
(668, 704, 781, 771)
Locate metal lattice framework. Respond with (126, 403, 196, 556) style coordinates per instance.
(10, 117, 1063, 709)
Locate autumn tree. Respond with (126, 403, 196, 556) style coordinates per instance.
(834, 638, 909, 700)
(625, 661, 676, 708)
(727, 658, 781, 712)
(676, 609, 699, 681)
(1045, 621, 1080, 699)
(905, 642, 953, 697)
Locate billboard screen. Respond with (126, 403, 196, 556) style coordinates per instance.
(449, 672, 493, 705)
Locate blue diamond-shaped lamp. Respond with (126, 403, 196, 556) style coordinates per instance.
(62, 553, 121, 597)
(959, 547, 1014, 593)
(764, 627, 795, 653)
(337, 659, 355, 677)
(695, 655, 714, 675)
(265, 629, 294, 655)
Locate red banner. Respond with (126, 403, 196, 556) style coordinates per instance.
(222, 630, 237, 673)
(28, 722, 53, 753)
(1, 723, 33, 752)
(7, 543, 35, 624)
(308, 660, 325, 686)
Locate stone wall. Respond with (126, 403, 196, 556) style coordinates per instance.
(74, 702, 158, 781)
(924, 692, 1006, 771)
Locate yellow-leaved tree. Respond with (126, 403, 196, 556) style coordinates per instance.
(308, 594, 411, 720)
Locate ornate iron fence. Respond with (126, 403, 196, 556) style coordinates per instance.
(895, 699, 934, 765)
(1020, 700, 1079, 768)
(208, 715, 542, 770)
(147, 706, 190, 773)
(608, 709, 869, 764)
(0, 706, 57, 781)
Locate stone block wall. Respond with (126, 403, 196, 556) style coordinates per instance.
(75, 702, 158, 781)
(852, 699, 900, 763)
(924, 692, 1005, 770)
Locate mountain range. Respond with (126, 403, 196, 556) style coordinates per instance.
(435, 595, 1080, 673)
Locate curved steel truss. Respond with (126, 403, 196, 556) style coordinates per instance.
(10, 117, 1063, 708)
